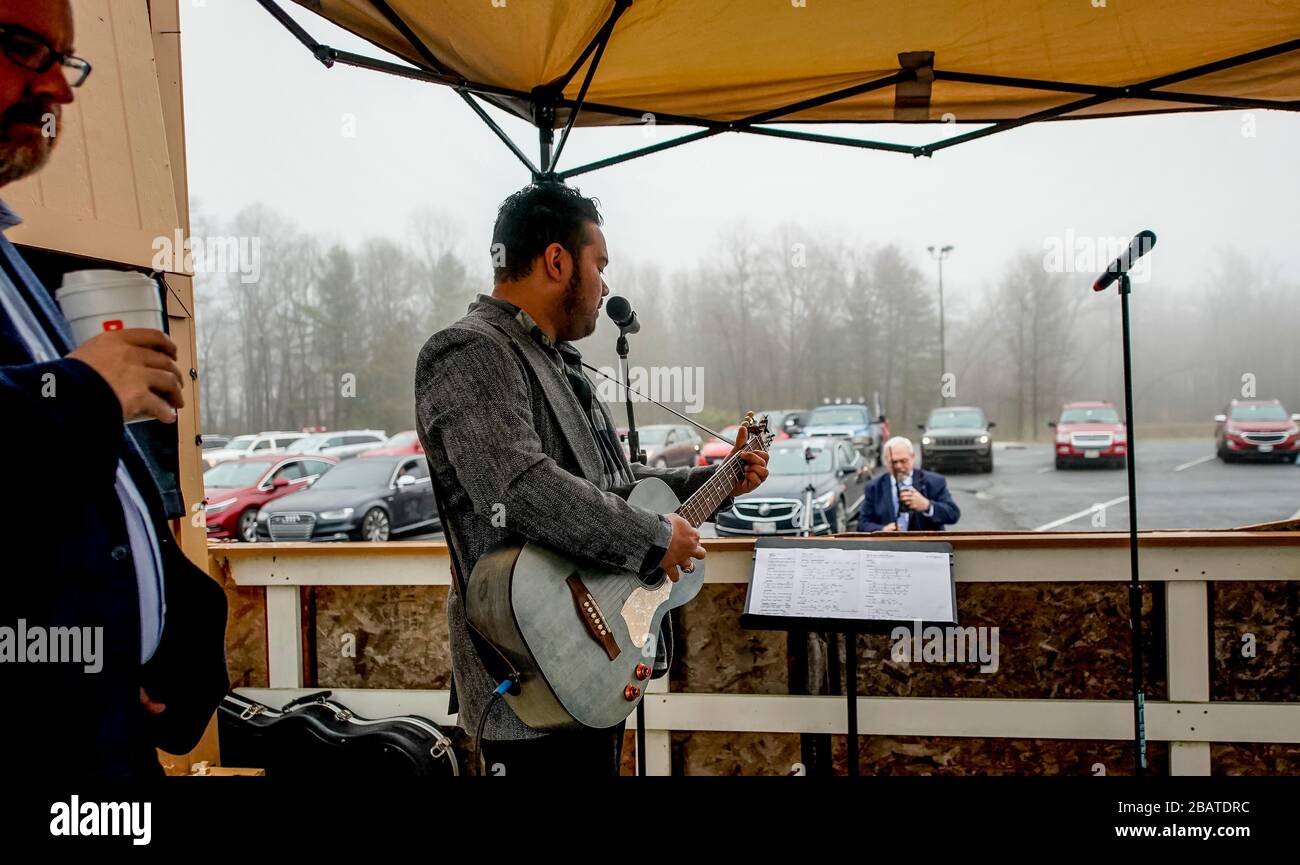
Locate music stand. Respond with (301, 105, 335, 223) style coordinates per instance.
(739, 537, 957, 777)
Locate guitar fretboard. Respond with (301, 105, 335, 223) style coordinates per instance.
(676, 438, 765, 527)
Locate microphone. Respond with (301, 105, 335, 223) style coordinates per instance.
(605, 295, 640, 335)
(1093, 230, 1157, 292)
(896, 475, 913, 513)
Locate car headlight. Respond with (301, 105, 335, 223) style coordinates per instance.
(816, 491, 837, 509)
(978, 435, 990, 444)
(921, 436, 932, 446)
(205, 497, 237, 515)
(1056, 433, 1069, 444)
(257, 510, 269, 523)
(1286, 425, 1299, 436)
(319, 508, 355, 521)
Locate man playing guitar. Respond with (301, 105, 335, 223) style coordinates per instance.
(415, 183, 768, 776)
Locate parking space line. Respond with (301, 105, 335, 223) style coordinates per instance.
(1034, 495, 1129, 532)
(1174, 454, 1215, 472)
(1035, 466, 1054, 474)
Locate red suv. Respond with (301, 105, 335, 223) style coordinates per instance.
(1050, 401, 1127, 469)
(1215, 399, 1300, 463)
(203, 454, 338, 542)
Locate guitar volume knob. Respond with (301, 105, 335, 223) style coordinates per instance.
(634, 663, 652, 680)
(624, 684, 641, 701)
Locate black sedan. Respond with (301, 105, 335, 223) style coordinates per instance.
(715, 437, 871, 536)
(256, 454, 437, 542)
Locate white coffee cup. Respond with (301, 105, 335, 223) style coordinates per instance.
(56, 269, 169, 423)
(56, 269, 164, 344)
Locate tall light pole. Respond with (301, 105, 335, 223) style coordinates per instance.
(927, 244, 954, 403)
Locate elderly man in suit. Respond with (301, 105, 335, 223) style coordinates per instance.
(0, 0, 227, 777)
(416, 183, 768, 776)
(857, 436, 961, 532)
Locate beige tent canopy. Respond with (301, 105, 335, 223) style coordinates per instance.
(266, 0, 1300, 177)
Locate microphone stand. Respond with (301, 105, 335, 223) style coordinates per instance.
(614, 327, 650, 777)
(1117, 271, 1148, 777)
(618, 332, 646, 466)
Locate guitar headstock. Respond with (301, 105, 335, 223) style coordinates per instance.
(742, 411, 774, 452)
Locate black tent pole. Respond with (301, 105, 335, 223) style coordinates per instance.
(1118, 271, 1147, 776)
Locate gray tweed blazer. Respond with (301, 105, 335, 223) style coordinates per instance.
(415, 295, 725, 741)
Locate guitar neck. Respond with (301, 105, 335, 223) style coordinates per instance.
(676, 441, 761, 527)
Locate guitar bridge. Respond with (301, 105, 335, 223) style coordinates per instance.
(566, 572, 621, 661)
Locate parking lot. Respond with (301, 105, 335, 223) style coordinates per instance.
(393, 439, 1300, 542)
(924, 439, 1299, 532)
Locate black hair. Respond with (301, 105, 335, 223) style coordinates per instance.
(490, 182, 602, 283)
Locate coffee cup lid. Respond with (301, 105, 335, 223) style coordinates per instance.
(57, 269, 156, 298)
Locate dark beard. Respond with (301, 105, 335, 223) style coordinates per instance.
(560, 270, 594, 339)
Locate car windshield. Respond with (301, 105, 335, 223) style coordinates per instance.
(225, 435, 256, 452)
(767, 445, 834, 475)
(385, 431, 418, 447)
(928, 409, 986, 429)
(1229, 404, 1288, 422)
(308, 458, 394, 490)
(638, 427, 669, 444)
(204, 461, 267, 488)
(1060, 407, 1120, 424)
(809, 407, 867, 426)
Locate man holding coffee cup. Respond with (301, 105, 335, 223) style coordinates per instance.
(0, 0, 227, 776)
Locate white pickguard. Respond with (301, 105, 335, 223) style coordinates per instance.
(620, 580, 673, 648)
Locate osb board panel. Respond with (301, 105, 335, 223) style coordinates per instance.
(678, 583, 1168, 700)
(1211, 743, 1300, 776)
(674, 584, 789, 694)
(851, 583, 1168, 700)
(311, 586, 452, 690)
(673, 732, 1171, 776)
(225, 584, 268, 689)
(1211, 582, 1299, 702)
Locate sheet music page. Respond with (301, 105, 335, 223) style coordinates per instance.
(749, 546, 953, 622)
(858, 549, 953, 621)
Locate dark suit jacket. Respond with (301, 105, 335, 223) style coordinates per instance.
(415, 296, 728, 741)
(856, 468, 960, 532)
(0, 291, 228, 778)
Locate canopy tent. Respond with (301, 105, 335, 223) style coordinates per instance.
(263, 0, 1300, 179)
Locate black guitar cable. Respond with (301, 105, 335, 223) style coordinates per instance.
(476, 677, 515, 776)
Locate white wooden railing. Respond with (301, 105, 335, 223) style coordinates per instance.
(210, 531, 1300, 775)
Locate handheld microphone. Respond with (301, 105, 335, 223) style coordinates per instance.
(1093, 230, 1157, 292)
(605, 295, 640, 334)
(896, 475, 913, 513)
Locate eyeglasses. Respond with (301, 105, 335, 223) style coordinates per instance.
(0, 24, 91, 88)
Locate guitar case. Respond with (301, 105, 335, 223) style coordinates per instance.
(218, 690, 460, 778)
